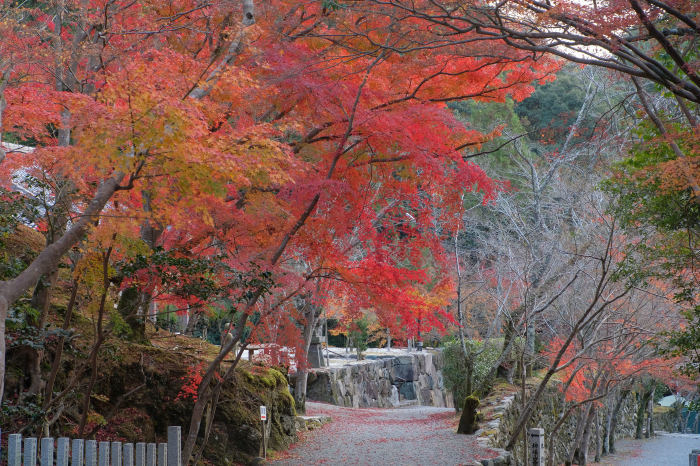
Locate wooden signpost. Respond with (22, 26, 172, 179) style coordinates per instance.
(260, 406, 269, 459)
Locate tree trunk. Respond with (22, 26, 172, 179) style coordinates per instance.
(594, 409, 601, 462)
(635, 389, 650, 439)
(0, 172, 126, 403)
(603, 397, 612, 455)
(184, 309, 199, 336)
(26, 105, 73, 398)
(0, 296, 7, 405)
(295, 300, 320, 414)
(608, 390, 629, 453)
(454, 229, 467, 357)
(78, 247, 112, 436)
(497, 318, 515, 383)
(25, 269, 60, 397)
(646, 385, 655, 438)
(117, 287, 147, 342)
(465, 358, 474, 396)
(132, 193, 163, 338)
(0, 67, 11, 165)
(579, 405, 596, 466)
(565, 407, 588, 466)
(43, 279, 79, 411)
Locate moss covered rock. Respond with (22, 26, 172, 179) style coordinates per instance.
(457, 395, 480, 434)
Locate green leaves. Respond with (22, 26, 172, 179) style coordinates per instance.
(660, 305, 700, 377)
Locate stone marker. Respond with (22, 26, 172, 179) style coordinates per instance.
(689, 449, 700, 466)
(8, 434, 22, 466)
(146, 443, 157, 466)
(124, 443, 135, 466)
(86, 439, 98, 466)
(135, 442, 147, 466)
(98, 441, 110, 466)
(157, 442, 167, 466)
(24, 437, 37, 466)
(111, 441, 122, 465)
(73, 439, 85, 466)
(527, 428, 545, 466)
(40, 437, 54, 465)
(167, 426, 181, 466)
(56, 437, 70, 466)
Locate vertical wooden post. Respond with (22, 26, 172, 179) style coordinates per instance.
(146, 443, 156, 466)
(8, 433, 22, 466)
(56, 437, 69, 466)
(73, 439, 86, 466)
(98, 441, 110, 466)
(135, 442, 147, 466)
(23, 437, 37, 466)
(40, 437, 54, 465)
(167, 426, 181, 466)
(157, 443, 167, 466)
(259, 406, 268, 459)
(111, 441, 122, 465)
(527, 428, 545, 466)
(85, 439, 98, 466)
(123, 443, 135, 466)
(259, 420, 265, 458)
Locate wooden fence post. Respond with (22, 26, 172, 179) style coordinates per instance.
(111, 441, 122, 465)
(23, 437, 37, 466)
(40, 437, 54, 465)
(124, 443, 135, 466)
(86, 439, 98, 466)
(135, 442, 147, 466)
(3, 425, 183, 466)
(73, 439, 85, 466)
(8, 434, 22, 466)
(98, 441, 110, 466)
(157, 442, 167, 466)
(56, 437, 69, 466)
(167, 426, 181, 466)
(146, 443, 157, 466)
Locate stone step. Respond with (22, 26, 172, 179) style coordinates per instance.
(398, 399, 419, 408)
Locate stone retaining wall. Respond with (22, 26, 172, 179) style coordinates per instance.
(479, 384, 638, 465)
(305, 350, 454, 408)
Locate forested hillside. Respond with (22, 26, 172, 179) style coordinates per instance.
(0, 0, 697, 464)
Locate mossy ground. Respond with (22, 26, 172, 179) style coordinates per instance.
(3, 230, 296, 466)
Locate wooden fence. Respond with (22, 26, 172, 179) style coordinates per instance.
(3, 426, 181, 466)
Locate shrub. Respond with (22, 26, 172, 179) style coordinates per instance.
(443, 337, 501, 404)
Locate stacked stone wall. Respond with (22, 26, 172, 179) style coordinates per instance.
(305, 350, 454, 408)
(481, 384, 638, 465)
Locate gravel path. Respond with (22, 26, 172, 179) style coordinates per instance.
(269, 402, 501, 466)
(593, 432, 700, 466)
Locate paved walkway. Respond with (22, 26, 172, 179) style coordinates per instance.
(269, 402, 501, 466)
(594, 432, 700, 466)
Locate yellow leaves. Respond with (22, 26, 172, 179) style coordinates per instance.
(201, 208, 215, 228)
(73, 250, 114, 291)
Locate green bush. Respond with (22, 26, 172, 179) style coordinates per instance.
(443, 337, 501, 404)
